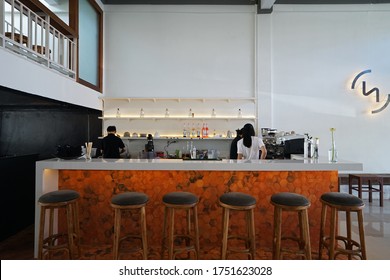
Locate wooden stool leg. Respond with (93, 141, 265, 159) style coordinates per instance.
(73, 201, 80, 258)
(193, 206, 200, 259)
(249, 208, 256, 260)
(161, 206, 168, 259)
(357, 210, 367, 260)
(301, 209, 311, 260)
(358, 177, 362, 200)
(141, 206, 148, 260)
(113, 208, 121, 260)
(273, 206, 282, 260)
(168, 208, 175, 260)
(66, 203, 75, 259)
(185, 209, 191, 259)
(38, 206, 46, 260)
(368, 180, 373, 203)
(221, 207, 229, 260)
(346, 210, 352, 259)
(329, 207, 337, 259)
(318, 203, 327, 259)
(48, 208, 55, 259)
(379, 179, 384, 207)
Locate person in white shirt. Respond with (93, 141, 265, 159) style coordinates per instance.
(237, 123, 267, 160)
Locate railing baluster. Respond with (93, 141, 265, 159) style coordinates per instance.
(2, 0, 76, 78)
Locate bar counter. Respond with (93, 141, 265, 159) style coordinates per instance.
(35, 157, 362, 259)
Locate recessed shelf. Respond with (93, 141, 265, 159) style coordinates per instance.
(99, 97, 256, 103)
(98, 136, 234, 140)
(99, 116, 255, 121)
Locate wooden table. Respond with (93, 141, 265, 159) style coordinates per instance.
(349, 174, 384, 207)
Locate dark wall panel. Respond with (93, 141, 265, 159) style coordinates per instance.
(1, 109, 101, 158)
(0, 86, 102, 159)
(0, 86, 102, 238)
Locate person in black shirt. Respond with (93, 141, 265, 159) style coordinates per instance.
(101, 126, 125, 158)
(229, 128, 242, 159)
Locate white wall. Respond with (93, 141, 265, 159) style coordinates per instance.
(103, 4, 390, 171)
(260, 4, 390, 172)
(104, 5, 256, 98)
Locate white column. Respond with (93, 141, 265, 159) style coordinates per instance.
(257, 13, 274, 129)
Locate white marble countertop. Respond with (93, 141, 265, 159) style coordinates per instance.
(36, 157, 363, 172)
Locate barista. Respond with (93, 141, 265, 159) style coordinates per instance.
(237, 123, 267, 160)
(229, 128, 242, 159)
(101, 126, 125, 158)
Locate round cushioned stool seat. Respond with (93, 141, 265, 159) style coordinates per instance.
(163, 191, 198, 205)
(111, 192, 149, 206)
(271, 192, 310, 207)
(321, 192, 364, 207)
(219, 192, 256, 207)
(39, 190, 80, 204)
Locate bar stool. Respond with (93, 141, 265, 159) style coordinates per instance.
(38, 189, 80, 260)
(270, 192, 311, 260)
(219, 192, 256, 260)
(319, 192, 366, 260)
(111, 192, 149, 260)
(161, 191, 200, 260)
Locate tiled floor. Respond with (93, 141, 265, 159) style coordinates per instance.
(1, 197, 389, 260)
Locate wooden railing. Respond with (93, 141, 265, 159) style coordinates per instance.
(0, 0, 76, 79)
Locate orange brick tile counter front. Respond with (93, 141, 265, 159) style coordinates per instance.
(58, 170, 338, 259)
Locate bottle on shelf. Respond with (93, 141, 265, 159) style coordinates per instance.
(116, 108, 121, 118)
(211, 108, 216, 118)
(165, 108, 169, 118)
(191, 123, 196, 138)
(203, 123, 209, 138)
(238, 108, 242, 118)
(191, 145, 197, 159)
(188, 108, 192, 118)
(196, 123, 201, 138)
(183, 123, 187, 138)
(186, 123, 191, 138)
(140, 108, 145, 118)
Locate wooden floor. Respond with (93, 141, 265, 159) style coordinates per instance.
(0, 225, 35, 260)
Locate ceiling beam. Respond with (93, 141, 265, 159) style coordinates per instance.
(258, 0, 275, 13)
(260, 0, 276, 9)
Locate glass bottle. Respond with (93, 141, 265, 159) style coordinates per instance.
(238, 108, 242, 118)
(211, 108, 216, 118)
(188, 108, 192, 118)
(140, 108, 145, 118)
(116, 108, 121, 118)
(165, 108, 169, 118)
(183, 123, 187, 138)
(313, 137, 319, 159)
